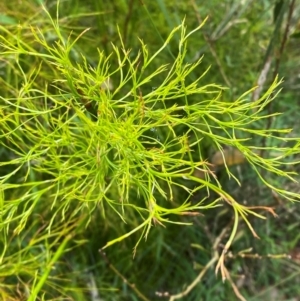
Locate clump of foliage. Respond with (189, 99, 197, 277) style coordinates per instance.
(0, 1, 299, 300)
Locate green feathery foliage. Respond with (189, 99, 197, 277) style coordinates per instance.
(0, 1, 299, 300)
